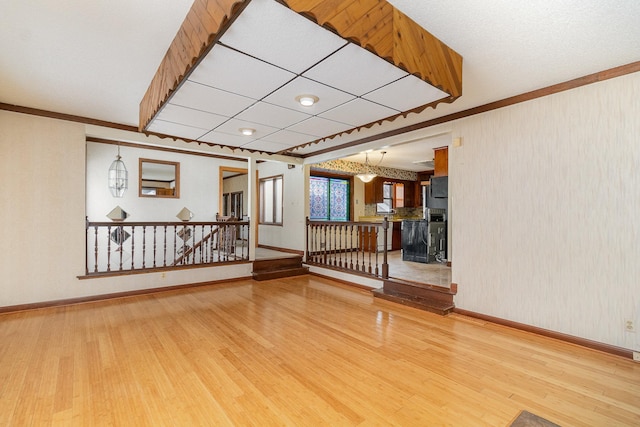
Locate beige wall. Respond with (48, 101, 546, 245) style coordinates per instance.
(448, 71, 640, 350)
(0, 111, 251, 307)
(0, 111, 86, 305)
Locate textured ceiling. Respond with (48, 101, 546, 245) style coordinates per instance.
(1, 0, 639, 169)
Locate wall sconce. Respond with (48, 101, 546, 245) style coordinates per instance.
(108, 145, 128, 197)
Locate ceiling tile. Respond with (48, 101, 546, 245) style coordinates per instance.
(263, 77, 354, 115)
(147, 120, 208, 140)
(188, 44, 295, 99)
(156, 103, 227, 129)
(363, 74, 449, 112)
(219, 0, 347, 74)
(240, 140, 291, 153)
(287, 116, 353, 138)
(258, 129, 316, 147)
(169, 80, 256, 117)
(235, 102, 310, 129)
(214, 117, 279, 140)
(198, 130, 255, 147)
(303, 43, 408, 96)
(319, 98, 399, 127)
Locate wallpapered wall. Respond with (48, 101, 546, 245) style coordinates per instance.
(312, 159, 418, 181)
(449, 71, 640, 351)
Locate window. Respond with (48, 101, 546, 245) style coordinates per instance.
(309, 175, 350, 221)
(259, 175, 283, 225)
(378, 182, 404, 213)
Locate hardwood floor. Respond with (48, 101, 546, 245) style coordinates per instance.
(1, 276, 638, 426)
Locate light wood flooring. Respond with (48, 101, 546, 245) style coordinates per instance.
(1, 275, 638, 426)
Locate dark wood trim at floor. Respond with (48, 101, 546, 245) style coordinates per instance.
(0, 277, 251, 315)
(454, 308, 634, 360)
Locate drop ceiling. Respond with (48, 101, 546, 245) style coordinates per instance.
(144, 0, 451, 155)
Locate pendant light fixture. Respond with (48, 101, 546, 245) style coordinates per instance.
(108, 145, 128, 197)
(356, 151, 386, 183)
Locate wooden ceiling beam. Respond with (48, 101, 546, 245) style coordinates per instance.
(139, 0, 249, 132)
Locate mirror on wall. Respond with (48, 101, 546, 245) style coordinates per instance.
(139, 158, 180, 198)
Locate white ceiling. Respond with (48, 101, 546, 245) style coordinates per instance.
(1, 0, 639, 171)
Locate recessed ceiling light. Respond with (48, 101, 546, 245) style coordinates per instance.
(295, 94, 319, 107)
(239, 128, 255, 136)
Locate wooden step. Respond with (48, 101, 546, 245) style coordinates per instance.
(252, 256, 309, 281)
(372, 279, 457, 316)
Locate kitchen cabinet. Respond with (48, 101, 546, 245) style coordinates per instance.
(403, 181, 416, 208)
(364, 177, 418, 208)
(434, 147, 448, 176)
(364, 177, 383, 204)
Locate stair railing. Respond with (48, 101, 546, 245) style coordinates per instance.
(85, 219, 249, 276)
(305, 217, 389, 279)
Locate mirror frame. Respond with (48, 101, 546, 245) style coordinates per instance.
(139, 158, 180, 198)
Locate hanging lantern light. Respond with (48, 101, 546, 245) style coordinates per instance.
(108, 145, 128, 197)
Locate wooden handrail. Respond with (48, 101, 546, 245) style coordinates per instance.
(305, 217, 389, 279)
(85, 220, 250, 275)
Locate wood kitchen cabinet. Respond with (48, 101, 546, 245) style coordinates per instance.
(364, 177, 419, 207)
(364, 177, 383, 204)
(434, 146, 448, 176)
(403, 181, 416, 208)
